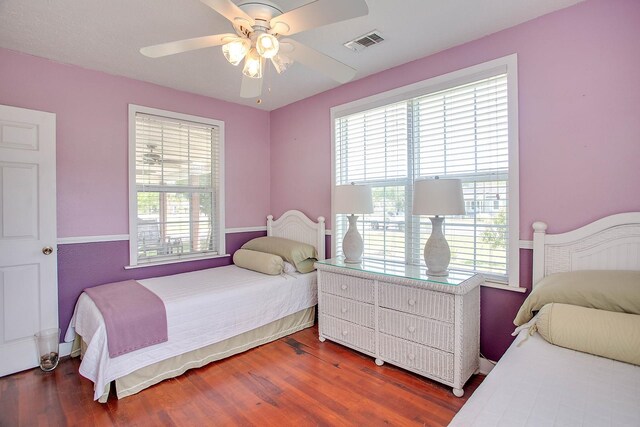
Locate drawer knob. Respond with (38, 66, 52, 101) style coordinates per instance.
(341, 284, 348, 290)
(408, 354, 415, 361)
(408, 299, 416, 306)
(341, 307, 348, 313)
(342, 330, 348, 336)
(408, 326, 416, 333)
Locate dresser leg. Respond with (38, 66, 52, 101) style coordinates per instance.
(375, 358, 384, 366)
(319, 336, 326, 342)
(453, 388, 464, 398)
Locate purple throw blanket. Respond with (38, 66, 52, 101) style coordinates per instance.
(84, 280, 168, 357)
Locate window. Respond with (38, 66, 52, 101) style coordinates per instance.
(128, 105, 225, 267)
(332, 55, 519, 286)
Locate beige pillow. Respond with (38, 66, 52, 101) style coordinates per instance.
(535, 303, 640, 366)
(242, 236, 317, 273)
(514, 270, 640, 326)
(233, 249, 284, 275)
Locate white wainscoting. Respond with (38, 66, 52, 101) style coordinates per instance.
(57, 234, 130, 244)
(58, 228, 337, 244)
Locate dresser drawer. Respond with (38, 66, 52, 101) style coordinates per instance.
(379, 333, 454, 383)
(321, 293, 375, 328)
(320, 272, 374, 303)
(321, 315, 375, 354)
(379, 282, 454, 322)
(379, 308, 454, 352)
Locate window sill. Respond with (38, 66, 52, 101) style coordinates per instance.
(125, 253, 231, 269)
(481, 280, 527, 293)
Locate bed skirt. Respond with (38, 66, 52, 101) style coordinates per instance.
(71, 306, 316, 402)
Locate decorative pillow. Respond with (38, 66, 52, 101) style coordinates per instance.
(514, 270, 640, 326)
(233, 249, 284, 275)
(535, 303, 640, 366)
(242, 236, 317, 273)
(283, 261, 296, 274)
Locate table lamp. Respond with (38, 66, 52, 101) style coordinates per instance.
(334, 183, 373, 263)
(412, 178, 465, 276)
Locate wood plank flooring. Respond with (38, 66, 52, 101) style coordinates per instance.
(0, 325, 483, 426)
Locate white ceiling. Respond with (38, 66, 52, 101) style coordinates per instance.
(0, 0, 584, 111)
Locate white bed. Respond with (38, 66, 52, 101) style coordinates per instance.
(65, 210, 325, 401)
(450, 213, 640, 426)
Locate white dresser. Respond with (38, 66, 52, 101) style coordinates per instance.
(315, 258, 482, 397)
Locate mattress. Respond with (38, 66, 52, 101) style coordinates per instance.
(65, 265, 317, 400)
(450, 331, 640, 426)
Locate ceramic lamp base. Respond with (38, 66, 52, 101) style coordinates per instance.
(424, 216, 451, 276)
(343, 214, 364, 263)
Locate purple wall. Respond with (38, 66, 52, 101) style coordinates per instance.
(270, 0, 640, 234)
(269, 0, 640, 360)
(0, 48, 271, 235)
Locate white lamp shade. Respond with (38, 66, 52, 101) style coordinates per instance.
(334, 184, 374, 214)
(256, 33, 280, 59)
(271, 53, 293, 74)
(242, 48, 263, 79)
(222, 38, 250, 66)
(412, 178, 465, 216)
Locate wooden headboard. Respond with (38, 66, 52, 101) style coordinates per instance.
(532, 212, 640, 287)
(267, 210, 326, 261)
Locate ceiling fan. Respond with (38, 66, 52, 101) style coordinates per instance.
(142, 144, 186, 166)
(140, 0, 369, 98)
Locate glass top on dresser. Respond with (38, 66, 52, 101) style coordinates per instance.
(315, 258, 477, 286)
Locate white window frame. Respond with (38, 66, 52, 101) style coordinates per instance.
(127, 104, 226, 268)
(330, 54, 520, 288)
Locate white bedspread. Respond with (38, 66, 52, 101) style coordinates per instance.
(450, 331, 640, 426)
(65, 266, 317, 400)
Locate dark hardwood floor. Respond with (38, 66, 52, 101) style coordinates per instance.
(0, 325, 483, 426)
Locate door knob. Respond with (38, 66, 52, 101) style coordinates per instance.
(42, 246, 53, 255)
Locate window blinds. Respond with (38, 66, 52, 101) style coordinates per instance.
(335, 101, 409, 263)
(413, 75, 509, 280)
(335, 74, 510, 281)
(135, 113, 220, 262)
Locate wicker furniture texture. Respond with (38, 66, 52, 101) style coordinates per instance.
(316, 259, 482, 397)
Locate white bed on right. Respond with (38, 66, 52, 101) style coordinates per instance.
(450, 213, 640, 427)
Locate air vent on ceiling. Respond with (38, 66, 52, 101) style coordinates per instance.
(343, 30, 385, 52)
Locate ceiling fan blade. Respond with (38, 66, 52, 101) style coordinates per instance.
(282, 39, 356, 83)
(240, 74, 263, 98)
(199, 0, 255, 26)
(270, 0, 368, 36)
(140, 33, 236, 58)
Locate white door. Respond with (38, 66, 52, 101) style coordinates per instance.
(0, 105, 57, 376)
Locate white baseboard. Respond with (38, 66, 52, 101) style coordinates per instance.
(479, 356, 496, 375)
(59, 341, 73, 357)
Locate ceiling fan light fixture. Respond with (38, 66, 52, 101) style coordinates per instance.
(222, 38, 251, 66)
(271, 53, 293, 74)
(242, 48, 263, 78)
(256, 33, 279, 59)
(139, 0, 369, 98)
